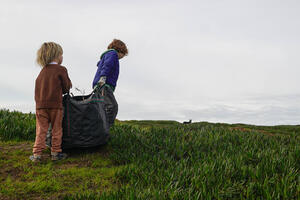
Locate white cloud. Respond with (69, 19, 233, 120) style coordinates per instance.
(0, 0, 299, 125)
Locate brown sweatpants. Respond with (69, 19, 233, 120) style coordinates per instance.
(33, 109, 63, 155)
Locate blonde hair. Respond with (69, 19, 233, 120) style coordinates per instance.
(36, 42, 63, 67)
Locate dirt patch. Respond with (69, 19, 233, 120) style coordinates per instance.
(1, 142, 32, 152)
(0, 141, 119, 200)
(229, 127, 250, 132)
(0, 164, 22, 181)
(229, 126, 276, 136)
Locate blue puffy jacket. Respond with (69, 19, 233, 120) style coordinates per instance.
(92, 49, 119, 89)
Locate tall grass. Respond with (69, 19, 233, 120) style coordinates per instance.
(0, 109, 299, 199)
(0, 109, 35, 141)
(100, 124, 299, 199)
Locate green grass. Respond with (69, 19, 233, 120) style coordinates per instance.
(119, 120, 180, 128)
(0, 109, 299, 199)
(0, 109, 35, 141)
(0, 141, 122, 199)
(104, 124, 299, 199)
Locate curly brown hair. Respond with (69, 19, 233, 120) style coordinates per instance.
(107, 39, 128, 56)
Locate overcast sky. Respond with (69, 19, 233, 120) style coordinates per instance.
(0, 0, 299, 125)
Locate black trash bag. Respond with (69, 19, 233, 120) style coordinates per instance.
(102, 85, 118, 128)
(46, 85, 116, 149)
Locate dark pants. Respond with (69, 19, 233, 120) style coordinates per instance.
(103, 85, 118, 127)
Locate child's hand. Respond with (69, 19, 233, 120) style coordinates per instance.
(98, 76, 106, 87)
(99, 81, 105, 87)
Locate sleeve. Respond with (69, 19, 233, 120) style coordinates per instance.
(60, 67, 72, 94)
(92, 66, 102, 88)
(99, 52, 118, 77)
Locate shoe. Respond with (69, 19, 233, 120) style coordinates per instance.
(51, 152, 67, 161)
(29, 154, 41, 162)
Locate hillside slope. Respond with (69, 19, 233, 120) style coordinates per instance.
(0, 109, 299, 199)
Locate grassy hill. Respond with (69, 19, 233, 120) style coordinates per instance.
(0, 109, 299, 199)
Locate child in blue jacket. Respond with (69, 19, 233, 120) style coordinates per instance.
(93, 39, 128, 126)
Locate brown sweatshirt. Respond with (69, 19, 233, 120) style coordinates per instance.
(35, 64, 72, 109)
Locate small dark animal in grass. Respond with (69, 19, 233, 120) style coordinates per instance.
(183, 120, 192, 124)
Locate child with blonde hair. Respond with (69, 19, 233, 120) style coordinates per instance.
(30, 42, 72, 162)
